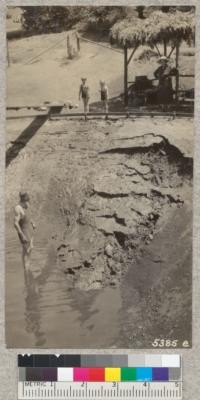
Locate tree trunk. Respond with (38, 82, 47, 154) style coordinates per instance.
(164, 39, 167, 57)
(7, 39, 10, 67)
(124, 46, 128, 106)
(175, 42, 180, 102)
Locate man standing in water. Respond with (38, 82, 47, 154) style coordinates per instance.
(14, 192, 36, 270)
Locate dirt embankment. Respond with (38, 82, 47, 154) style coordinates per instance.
(52, 121, 192, 347)
(54, 131, 192, 289)
(6, 117, 193, 347)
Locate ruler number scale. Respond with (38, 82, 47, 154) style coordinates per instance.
(18, 354, 182, 399)
(18, 382, 182, 399)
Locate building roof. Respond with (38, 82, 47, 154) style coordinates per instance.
(110, 10, 195, 48)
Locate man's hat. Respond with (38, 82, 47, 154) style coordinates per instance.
(157, 56, 169, 64)
(19, 191, 30, 202)
(81, 77, 87, 81)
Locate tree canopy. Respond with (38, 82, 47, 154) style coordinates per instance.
(110, 10, 195, 49)
(21, 6, 85, 33)
(20, 6, 195, 43)
(21, 6, 127, 34)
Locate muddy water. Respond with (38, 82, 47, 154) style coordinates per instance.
(6, 215, 122, 348)
(6, 118, 193, 348)
(6, 200, 192, 348)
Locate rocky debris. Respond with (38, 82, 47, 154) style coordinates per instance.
(93, 173, 182, 204)
(64, 253, 106, 291)
(122, 160, 151, 175)
(104, 243, 113, 258)
(93, 176, 149, 197)
(53, 125, 192, 290)
(107, 258, 121, 274)
(58, 248, 82, 269)
(87, 196, 153, 220)
(95, 216, 136, 236)
(57, 244, 68, 252)
(101, 134, 163, 153)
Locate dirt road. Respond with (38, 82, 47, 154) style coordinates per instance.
(6, 116, 193, 348)
(7, 32, 194, 107)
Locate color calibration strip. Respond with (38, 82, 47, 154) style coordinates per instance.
(18, 354, 181, 382)
(19, 366, 181, 382)
(18, 354, 181, 368)
(18, 355, 182, 399)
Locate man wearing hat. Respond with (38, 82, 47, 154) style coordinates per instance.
(154, 56, 178, 104)
(14, 191, 36, 270)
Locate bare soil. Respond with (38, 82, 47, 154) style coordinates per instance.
(6, 117, 193, 348)
(6, 30, 193, 348)
(7, 32, 194, 108)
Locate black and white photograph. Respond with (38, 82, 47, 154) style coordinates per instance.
(6, 5, 194, 348)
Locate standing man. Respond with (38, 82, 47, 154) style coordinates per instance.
(154, 56, 178, 105)
(79, 77, 90, 119)
(100, 80, 109, 117)
(14, 191, 36, 270)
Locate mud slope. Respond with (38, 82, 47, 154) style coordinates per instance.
(6, 118, 193, 348)
(56, 135, 192, 287)
(50, 121, 192, 347)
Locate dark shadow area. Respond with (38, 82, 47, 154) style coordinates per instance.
(6, 105, 65, 167)
(90, 95, 124, 112)
(90, 92, 194, 114)
(7, 30, 27, 40)
(6, 115, 48, 167)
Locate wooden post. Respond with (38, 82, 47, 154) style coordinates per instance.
(76, 32, 80, 52)
(168, 44, 176, 59)
(124, 45, 128, 106)
(67, 34, 72, 58)
(175, 42, 180, 103)
(164, 39, 167, 56)
(154, 44, 161, 57)
(127, 45, 138, 65)
(7, 39, 10, 67)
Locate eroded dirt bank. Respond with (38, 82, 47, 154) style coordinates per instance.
(6, 117, 193, 347)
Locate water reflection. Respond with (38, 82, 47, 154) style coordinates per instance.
(23, 243, 56, 347)
(24, 267, 46, 347)
(7, 236, 122, 348)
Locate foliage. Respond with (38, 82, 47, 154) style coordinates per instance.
(136, 48, 158, 61)
(145, 10, 195, 47)
(21, 6, 134, 35)
(110, 10, 195, 49)
(21, 6, 195, 42)
(85, 6, 127, 33)
(110, 16, 146, 48)
(21, 6, 128, 35)
(21, 6, 85, 33)
(136, 6, 145, 19)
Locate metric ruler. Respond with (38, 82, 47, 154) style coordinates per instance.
(18, 381, 182, 399)
(18, 354, 182, 400)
